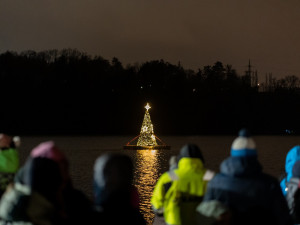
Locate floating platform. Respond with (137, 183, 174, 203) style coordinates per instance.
(123, 145, 171, 150)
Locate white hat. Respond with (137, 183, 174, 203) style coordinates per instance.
(230, 129, 257, 157)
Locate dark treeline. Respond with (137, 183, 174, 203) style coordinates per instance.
(1, 48, 300, 136)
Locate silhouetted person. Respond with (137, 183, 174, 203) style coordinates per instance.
(0, 157, 65, 225)
(199, 129, 292, 225)
(92, 153, 146, 225)
(0, 141, 93, 225)
(29, 141, 94, 225)
(151, 144, 215, 225)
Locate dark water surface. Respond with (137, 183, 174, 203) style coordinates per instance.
(18, 135, 300, 224)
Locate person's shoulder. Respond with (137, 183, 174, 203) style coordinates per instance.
(158, 170, 174, 181)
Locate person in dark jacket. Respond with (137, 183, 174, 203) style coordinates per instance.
(0, 156, 65, 225)
(199, 129, 292, 225)
(0, 141, 93, 225)
(29, 141, 94, 225)
(92, 153, 146, 225)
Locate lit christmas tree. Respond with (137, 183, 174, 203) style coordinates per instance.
(137, 103, 158, 146)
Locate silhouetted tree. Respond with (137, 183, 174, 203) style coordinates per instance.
(0, 49, 300, 135)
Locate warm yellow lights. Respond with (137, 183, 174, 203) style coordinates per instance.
(123, 103, 170, 150)
(137, 103, 157, 146)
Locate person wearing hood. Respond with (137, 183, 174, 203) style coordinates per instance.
(151, 143, 215, 225)
(29, 141, 93, 225)
(280, 146, 300, 196)
(0, 133, 20, 198)
(93, 153, 146, 225)
(199, 129, 292, 225)
(0, 154, 65, 225)
(0, 141, 93, 225)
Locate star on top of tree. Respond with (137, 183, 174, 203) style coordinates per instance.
(145, 103, 151, 111)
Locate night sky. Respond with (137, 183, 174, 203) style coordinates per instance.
(1, 0, 300, 81)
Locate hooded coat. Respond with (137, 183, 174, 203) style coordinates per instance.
(202, 156, 292, 225)
(151, 144, 214, 225)
(0, 134, 20, 197)
(29, 141, 93, 225)
(0, 141, 93, 225)
(0, 157, 64, 225)
(0, 148, 19, 197)
(93, 153, 146, 225)
(280, 146, 300, 196)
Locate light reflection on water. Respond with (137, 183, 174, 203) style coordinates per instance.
(134, 149, 166, 225)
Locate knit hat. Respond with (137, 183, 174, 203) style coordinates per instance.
(179, 143, 205, 163)
(30, 141, 66, 162)
(292, 160, 300, 178)
(230, 129, 257, 157)
(30, 141, 70, 184)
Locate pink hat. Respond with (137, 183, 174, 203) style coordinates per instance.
(30, 141, 66, 162)
(30, 141, 70, 185)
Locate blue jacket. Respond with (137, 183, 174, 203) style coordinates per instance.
(203, 156, 292, 225)
(280, 146, 300, 196)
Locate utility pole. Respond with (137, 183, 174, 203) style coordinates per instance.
(244, 59, 252, 86)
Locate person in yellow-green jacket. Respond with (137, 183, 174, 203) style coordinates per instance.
(0, 133, 20, 197)
(151, 143, 215, 225)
